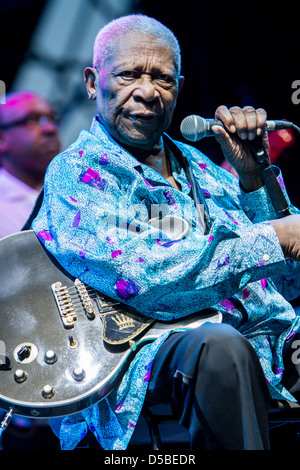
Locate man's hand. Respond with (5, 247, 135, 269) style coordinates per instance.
(212, 105, 270, 192)
(271, 214, 300, 261)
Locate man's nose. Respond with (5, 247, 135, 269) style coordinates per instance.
(40, 118, 59, 134)
(132, 76, 159, 102)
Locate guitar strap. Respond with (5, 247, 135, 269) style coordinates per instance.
(163, 134, 212, 235)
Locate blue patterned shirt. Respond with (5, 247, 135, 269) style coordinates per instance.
(32, 117, 300, 449)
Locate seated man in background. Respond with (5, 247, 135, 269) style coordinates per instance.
(24, 14, 300, 450)
(0, 91, 61, 449)
(0, 91, 61, 238)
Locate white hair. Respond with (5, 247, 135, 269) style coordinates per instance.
(93, 14, 182, 75)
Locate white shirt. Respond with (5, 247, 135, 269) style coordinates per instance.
(0, 167, 40, 238)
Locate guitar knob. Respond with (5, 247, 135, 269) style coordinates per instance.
(44, 350, 57, 364)
(17, 345, 31, 362)
(72, 367, 85, 381)
(41, 384, 55, 399)
(14, 369, 27, 383)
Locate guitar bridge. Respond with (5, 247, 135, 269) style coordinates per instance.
(52, 282, 77, 328)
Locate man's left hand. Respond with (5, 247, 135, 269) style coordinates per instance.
(212, 105, 270, 192)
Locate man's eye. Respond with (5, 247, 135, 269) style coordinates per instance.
(157, 74, 170, 81)
(155, 74, 174, 85)
(119, 71, 136, 79)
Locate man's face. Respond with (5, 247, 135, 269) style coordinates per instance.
(86, 33, 184, 150)
(0, 93, 61, 175)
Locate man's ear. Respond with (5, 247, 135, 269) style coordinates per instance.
(178, 76, 185, 93)
(84, 67, 98, 101)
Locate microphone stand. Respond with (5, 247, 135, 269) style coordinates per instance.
(248, 137, 291, 217)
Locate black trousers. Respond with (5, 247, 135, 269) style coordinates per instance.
(79, 322, 274, 450)
(143, 322, 271, 450)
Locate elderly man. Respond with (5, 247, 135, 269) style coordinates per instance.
(31, 15, 300, 450)
(0, 91, 61, 238)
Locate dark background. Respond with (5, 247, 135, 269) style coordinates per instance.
(1, 0, 299, 203)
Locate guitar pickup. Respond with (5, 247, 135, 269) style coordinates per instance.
(74, 278, 95, 319)
(52, 282, 77, 328)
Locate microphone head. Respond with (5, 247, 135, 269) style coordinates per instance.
(180, 115, 208, 141)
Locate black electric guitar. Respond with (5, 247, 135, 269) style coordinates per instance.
(0, 230, 221, 419)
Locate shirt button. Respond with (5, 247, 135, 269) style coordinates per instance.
(263, 254, 270, 262)
(244, 206, 250, 212)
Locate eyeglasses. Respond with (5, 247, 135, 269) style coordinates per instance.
(0, 113, 60, 130)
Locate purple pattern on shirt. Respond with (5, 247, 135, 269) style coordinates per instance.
(217, 256, 230, 268)
(261, 279, 268, 290)
(99, 153, 109, 165)
(142, 177, 156, 190)
(73, 210, 81, 227)
(243, 288, 250, 300)
(198, 163, 207, 173)
(201, 187, 211, 198)
(164, 189, 177, 206)
(157, 239, 180, 248)
(37, 230, 53, 241)
(223, 209, 239, 225)
(115, 278, 141, 299)
(79, 250, 87, 259)
(80, 167, 106, 191)
(220, 299, 236, 311)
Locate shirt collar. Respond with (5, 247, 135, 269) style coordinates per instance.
(89, 116, 141, 170)
(89, 116, 184, 173)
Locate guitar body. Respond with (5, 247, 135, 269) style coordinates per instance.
(0, 230, 221, 419)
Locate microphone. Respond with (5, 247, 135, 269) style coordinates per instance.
(180, 114, 296, 141)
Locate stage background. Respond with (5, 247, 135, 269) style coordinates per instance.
(0, 0, 299, 204)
